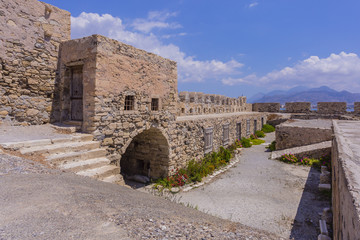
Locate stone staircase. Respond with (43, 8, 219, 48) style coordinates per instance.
(0, 133, 124, 184)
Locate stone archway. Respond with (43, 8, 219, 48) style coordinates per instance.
(120, 128, 169, 180)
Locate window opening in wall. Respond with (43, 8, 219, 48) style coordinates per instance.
(124, 95, 135, 111)
(236, 122, 242, 140)
(261, 117, 264, 128)
(254, 120, 257, 134)
(151, 98, 159, 111)
(204, 127, 213, 154)
(223, 123, 230, 146)
(190, 108, 193, 114)
(181, 108, 185, 114)
(246, 120, 250, 136)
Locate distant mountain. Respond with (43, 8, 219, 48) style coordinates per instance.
(249, 86, 360, 105)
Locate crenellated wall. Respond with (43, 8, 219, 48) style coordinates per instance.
(285, 102, 311, 113)
(252, 103, 280, 112)
(354, 102, 360, 115)
(178, 91, 249, 116)
(318, 102, 347, 114)
(0, 0, 70, 125)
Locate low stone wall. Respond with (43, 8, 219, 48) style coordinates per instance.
(252, 103, 280, 112)
(354, 102, 360, 115)
(285, 102, 310, 113)
(317, 102, 347, 114)
(275, 119, 333, 150)
(332, 121, 360, 240)
(0, 0, 70, 125)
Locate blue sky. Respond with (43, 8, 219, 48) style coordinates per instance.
(43, 0, 360, 98)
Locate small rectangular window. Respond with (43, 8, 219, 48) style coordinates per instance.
(254, 120, 257, 134)
(223, 123, 230, 146)
(261, 117, 264, 128)
(204, 127, 213, 154)
(151, 98, 159, 111)
(236, 122, 242, 140)
(124, 95, 134, 111)
(246, 120, 250, 136)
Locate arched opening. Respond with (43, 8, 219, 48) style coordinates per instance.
(120, 128, 169, 180)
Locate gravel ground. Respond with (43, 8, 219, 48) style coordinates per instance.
(0, 152, 282, 240)
(177, 132, 331, 239)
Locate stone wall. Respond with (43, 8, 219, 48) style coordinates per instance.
(354, 102, 360, 115)
(332, 121, 360, 240)
(178, 91, 248, 116)
(317, 102, 347, 114)
(252, 103, 280, 112)
(169, 113, 266, 170)
(285, 102, 310, 113)
(275, 119, 333, 150)
(0, 0, 70, 125)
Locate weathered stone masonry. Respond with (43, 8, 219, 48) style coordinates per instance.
(0, 0, 70, 125)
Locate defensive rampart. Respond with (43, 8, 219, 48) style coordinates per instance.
(178, 92, 250, 115)
(332, 121, 360, 240)
(318, 102, 347, 114)
(285, 102, 311, 113)
(0, 0, 70, 125)
(252, 103, 280, 112)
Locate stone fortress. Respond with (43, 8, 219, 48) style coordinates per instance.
(0, 0, 265, 179)
(0, 0, 359, 239)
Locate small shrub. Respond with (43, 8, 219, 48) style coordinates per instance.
(319, 154, 331, 169)
(241, 137, 252, 148)
(250, 134, 258, 140)
(280, 153, 298, 164)
(262, 124, 275, 133)
(311, 159, 321, 168)
(267, 141, 276, 151)
(250, 139, 265, 145)
(255, 130, 266, 138)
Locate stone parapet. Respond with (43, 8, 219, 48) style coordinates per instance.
(178, 91, 248, 116)
(252, 103, 280, 112)
(285, 102, 311, 113)
(275, 119, 333, 150)
(317, 102, 347, 114)
(332, 120, 360, 240)
(0, 0, 70, 125)
(354, 102, 360, 115)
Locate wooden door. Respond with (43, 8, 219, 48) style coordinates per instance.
(70, 67, 83, 121)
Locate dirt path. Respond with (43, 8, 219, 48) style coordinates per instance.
(177, 133, 331, 239)
(0, 152, 281, 240)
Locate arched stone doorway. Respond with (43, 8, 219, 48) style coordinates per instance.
(120, 128, 169, 180)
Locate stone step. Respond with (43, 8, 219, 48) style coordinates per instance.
(46, 148, 107, 165)
(77, 165, 120, 179)
(20, 141, 100, 155)
(60, 157, 110, 172)
(102, 174, 125, 185)
(0, 134, 94, 150)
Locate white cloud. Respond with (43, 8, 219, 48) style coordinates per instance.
(223, 52, 360, 92)
(249, 2, 259, 8)
(131, 11, 182, 33)
(71, 12, 244, 83)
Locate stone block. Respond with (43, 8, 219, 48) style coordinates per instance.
(318, 184, 331, 191)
